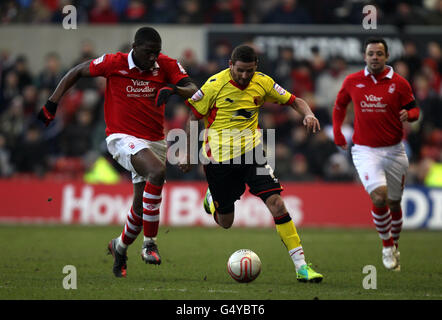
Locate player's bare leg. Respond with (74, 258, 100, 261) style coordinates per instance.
(131, 149, 166, 265)
(370, 186, 398, 270)
(265, 194, 323, 282)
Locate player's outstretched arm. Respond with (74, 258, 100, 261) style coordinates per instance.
(37, 60, 93, 126)
(291, 97, 320, 133)
(176, 81, 199, 100)
(155, 80, 198, 107)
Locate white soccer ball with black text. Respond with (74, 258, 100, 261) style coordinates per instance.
(227, 249, 261, 283)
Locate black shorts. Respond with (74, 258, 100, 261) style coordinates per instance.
(203, 148, 283, 214)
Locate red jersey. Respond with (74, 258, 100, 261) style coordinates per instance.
(333, 66, 417, 147)
(89, 51, 188, 141)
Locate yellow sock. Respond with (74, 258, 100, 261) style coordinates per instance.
(275, 214, 306, 271)
(276, 219, 302, 250)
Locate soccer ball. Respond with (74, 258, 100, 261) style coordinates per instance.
(227, 249, 261, 283)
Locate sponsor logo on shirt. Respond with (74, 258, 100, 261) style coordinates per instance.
(131, 79, 150, 86)
(273, 83, 286, 95)
(126, 79, 156, 97)
(360, 95, 387, 112)
(231, 108, 256, 121)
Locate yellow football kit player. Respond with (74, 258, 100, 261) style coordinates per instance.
(185, 45, 323, 283)
(186, 68, 295, 162)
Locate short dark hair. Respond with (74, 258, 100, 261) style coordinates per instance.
(134, 27, 162, 45)
(231, 45, 258, 64)
(364, 37, 389, 55)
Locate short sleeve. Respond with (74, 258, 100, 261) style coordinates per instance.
(89, 54, 111, 77)
(263, 76, 296, 105)
(163, 58, 189, 85)
(185, 78, 216, 119)
(397, 77, 415, 107)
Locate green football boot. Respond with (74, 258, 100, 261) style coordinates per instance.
(296, 263, 323, 283)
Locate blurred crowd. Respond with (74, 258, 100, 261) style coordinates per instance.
(1, 34, 441, 186)
(1, 0, 442, 26)
(0, 0, 442, 186)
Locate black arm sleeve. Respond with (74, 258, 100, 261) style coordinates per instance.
(176, 77, 195, 87)
(401, 100, 417, 110)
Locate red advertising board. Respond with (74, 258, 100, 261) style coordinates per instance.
(0, 178, 374, 227)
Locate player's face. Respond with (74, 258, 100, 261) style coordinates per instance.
(229, 60, 257, 87)
(364, 43, 389, 74)
(132, 41, 161, 70)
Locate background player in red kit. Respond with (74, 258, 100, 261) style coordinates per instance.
(333, 37, 420, 271)
(37, 27, 198, 277)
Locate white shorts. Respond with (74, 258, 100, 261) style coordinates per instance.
(351, 142, 409, 200)
(106, 133, 167, 184)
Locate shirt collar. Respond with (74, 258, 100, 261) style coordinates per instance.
(128, 50, 160, 71)
(364, 65, 394, 79)
(128, 50, 137, 69)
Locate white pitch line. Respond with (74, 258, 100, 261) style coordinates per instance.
(132, 287, 239, 294)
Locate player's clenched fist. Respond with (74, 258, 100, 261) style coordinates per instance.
(37, 100, 58, 127)
(155, 84, 177, 107)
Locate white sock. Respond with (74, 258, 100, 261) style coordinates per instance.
(144, 236, 157, 242)
(289, 246, 307, 271)
(116, 235, 127, 255)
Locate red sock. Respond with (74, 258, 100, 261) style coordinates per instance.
(121, 206, 143, 245)
(371, 205, 394, 247)
(142, 182, 163, 238)
(390, 208, 403, 248)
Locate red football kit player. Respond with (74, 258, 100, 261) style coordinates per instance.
(89, 51, 188, 141)
(38, 27, 198, 277)
(333, 38, 420, 271)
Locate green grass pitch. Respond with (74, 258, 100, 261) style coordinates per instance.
(0, 225, 441, 300)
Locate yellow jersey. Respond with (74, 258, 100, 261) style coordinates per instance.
(185, 68, 295, 162)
